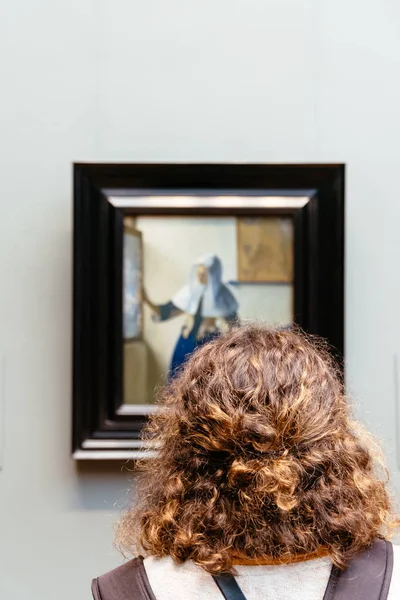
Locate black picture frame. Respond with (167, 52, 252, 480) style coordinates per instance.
(73, 163, 345, 460)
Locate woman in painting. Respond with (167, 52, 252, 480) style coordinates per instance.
(144, 253, 239, 377)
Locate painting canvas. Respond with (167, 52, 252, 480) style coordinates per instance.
(123, 214, 294, 405)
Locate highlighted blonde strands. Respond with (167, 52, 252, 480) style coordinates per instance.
(116, 324, 399, 574)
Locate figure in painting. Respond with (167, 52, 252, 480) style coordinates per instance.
(144, 254, 239, 378)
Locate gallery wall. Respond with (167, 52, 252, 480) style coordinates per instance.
(1, 1, 400, 599)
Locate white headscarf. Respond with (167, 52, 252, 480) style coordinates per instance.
(172, 254, 238, 318)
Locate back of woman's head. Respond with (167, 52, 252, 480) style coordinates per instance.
(116, 325, 398, 573)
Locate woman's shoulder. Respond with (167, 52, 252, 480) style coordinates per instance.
(93, 556, 213, 600)
(92, 557, 150, 600)
(93, 545, 400, 600)
(143, 556, 219, 599)
(143, 555, 208, 581)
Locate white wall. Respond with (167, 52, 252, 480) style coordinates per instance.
(1, 1, 400, 598)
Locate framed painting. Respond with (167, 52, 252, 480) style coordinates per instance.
(72, 163, 345, 459)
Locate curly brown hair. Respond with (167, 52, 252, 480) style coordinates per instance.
(116, 325, 398, 573)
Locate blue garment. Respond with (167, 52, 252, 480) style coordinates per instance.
(158, 300, 236, 379)
(169, 328, 217, 379)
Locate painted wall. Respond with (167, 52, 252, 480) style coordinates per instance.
(1, 1, 400, 598)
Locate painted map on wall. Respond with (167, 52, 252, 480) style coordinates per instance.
(237, 217, 293, 283)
